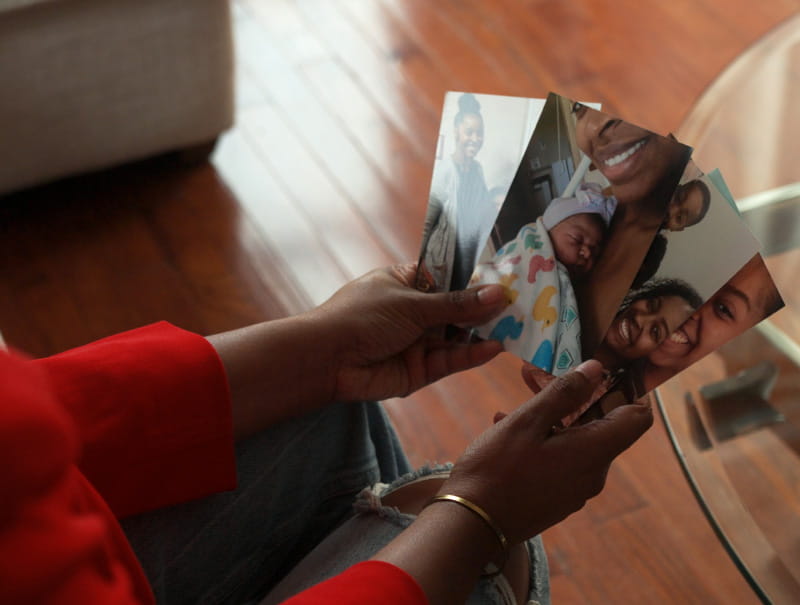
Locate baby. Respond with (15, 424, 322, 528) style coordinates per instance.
(469, 184, 615, 373)
(541, 186, 614, 279)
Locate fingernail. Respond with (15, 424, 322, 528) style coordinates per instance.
(477, 284, 506, 305)
(573, 359, 605, 382)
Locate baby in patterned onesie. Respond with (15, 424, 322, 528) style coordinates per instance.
(470, 184, 616, 374)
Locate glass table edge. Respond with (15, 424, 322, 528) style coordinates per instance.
(654, 389, 772, 604)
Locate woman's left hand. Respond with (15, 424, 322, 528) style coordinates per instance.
(311, 264, 508, 402)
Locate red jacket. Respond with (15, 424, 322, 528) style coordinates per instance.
(0, 323, 425, 604)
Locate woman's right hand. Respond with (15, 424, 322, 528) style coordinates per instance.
(371, 360, 652, 605)
(440, 359, 653, 546)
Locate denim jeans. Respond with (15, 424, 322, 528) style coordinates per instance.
(121, 401, 549, 604)
(261, 466, 550, 605)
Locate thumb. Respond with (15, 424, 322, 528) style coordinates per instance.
(518, 360, 605, 436)
(412, 284, 509, 328)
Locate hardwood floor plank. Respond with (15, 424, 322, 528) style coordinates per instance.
(213, 129, 351, 306)
(385, 354, 535, 464)
(461, 0, 800, 131)
(441, 0, 551, 91)
(379, 0, 519, 94)
(239, 103, 397, 275)
(233, 5, 430, 264)
(268, 0, 440, 161)
(0, 162, 302, 353)
(241, 0, 435, 258)
(543, 413, 760, 604)
(339, 0, 455, 117)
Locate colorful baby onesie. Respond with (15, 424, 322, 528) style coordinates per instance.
(470, 218, 582, 374)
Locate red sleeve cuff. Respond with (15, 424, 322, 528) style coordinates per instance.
(281, 561, 427, 605)
(35, 322, 236, 518)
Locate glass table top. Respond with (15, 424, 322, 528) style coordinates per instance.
(660, 13, 800, 604)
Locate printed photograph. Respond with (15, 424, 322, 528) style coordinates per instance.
(415, 92, 549, 294)
(650, 172, 762, 300)
(569, 253, 785, 425)
(572, 169, 764, 413)
(467, 93, 693, 375)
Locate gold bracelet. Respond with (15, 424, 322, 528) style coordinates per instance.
(426, 494, 509, 577)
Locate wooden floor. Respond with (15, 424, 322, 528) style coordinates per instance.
(2, 0, 799, 602)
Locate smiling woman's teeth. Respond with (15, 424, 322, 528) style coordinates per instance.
(619, 318, 630, 342)
(670, 329, 688, 344)
(604, 139, 646, 167)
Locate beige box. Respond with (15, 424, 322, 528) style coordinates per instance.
(0, 0, 235, 195)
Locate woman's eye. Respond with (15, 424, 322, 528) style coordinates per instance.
(651, 325, 661, 342)
(715, 301, 734, 320)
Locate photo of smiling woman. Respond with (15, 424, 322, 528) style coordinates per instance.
(638, 254, 784, 395)
(570, 100, 693, 356)
(597, 277, 702, 384)
(561, 277, 703, 425)
(418, 93, 490, 292)
(417, 93, 548, 294)
(577, 254, 784, 423)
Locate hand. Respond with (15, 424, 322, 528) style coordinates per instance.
(210, 263, 508, 439)
(310, 264, 509, 402)
(519, 362, 613, 426)
(440, 360, 653, 546)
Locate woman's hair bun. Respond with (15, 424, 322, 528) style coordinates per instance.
(458, 93, 481, 116)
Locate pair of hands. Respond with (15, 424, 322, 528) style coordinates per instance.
(321, 264, 652, 545)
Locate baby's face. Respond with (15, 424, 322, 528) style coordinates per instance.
(549, 213, 605, 277)
(664, 183, 705, 231)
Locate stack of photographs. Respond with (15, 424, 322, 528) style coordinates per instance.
(416, 91, 784, 425)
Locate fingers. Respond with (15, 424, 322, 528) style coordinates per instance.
(383, 263, 510, 331)
(521, 363, 555, 395)
(566, 399, 653, 464)
(412, 283, 510, 328)
(519, 360, 605, 437)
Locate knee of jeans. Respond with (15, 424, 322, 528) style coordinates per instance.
(353, 463, 453, 523)
(353, 465, 550, 605)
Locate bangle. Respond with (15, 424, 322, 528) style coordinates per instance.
(426, 494, 509, 577)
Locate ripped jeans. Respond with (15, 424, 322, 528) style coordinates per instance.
(121, 401, 550, 605)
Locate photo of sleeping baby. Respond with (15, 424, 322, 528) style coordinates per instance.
(415, 92, 552, 293)
(467, 92, 693, 375)
(469, 181, 613, 373)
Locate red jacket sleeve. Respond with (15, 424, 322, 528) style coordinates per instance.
(34, 322, 237, 519)
(0, 351, 153, 604)
(281, 561, 428, 605)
